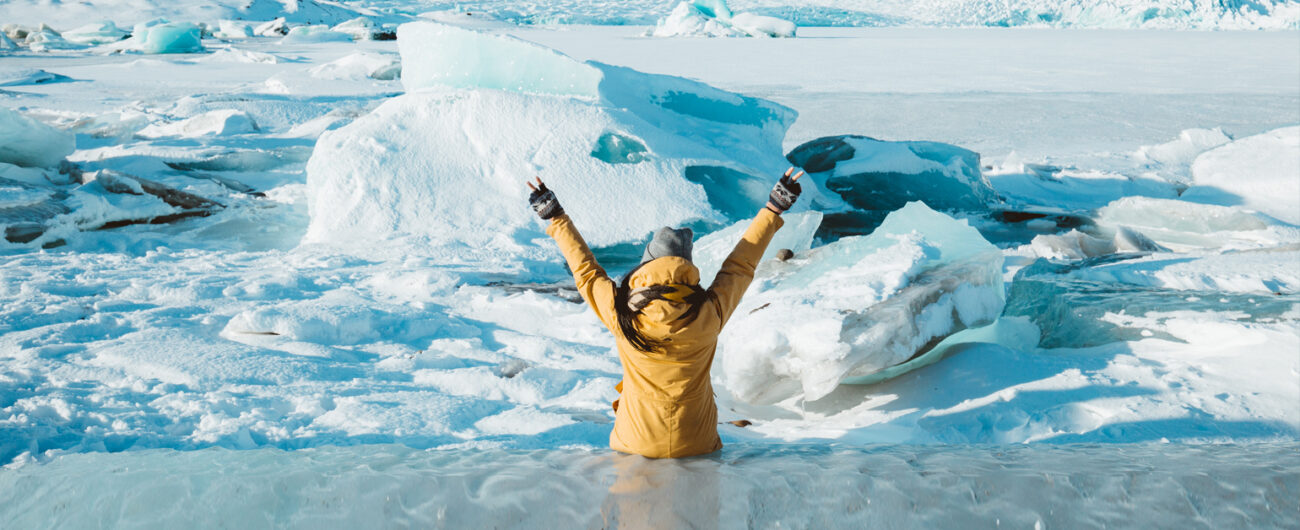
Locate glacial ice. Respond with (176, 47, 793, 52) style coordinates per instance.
(305, 22, 794, 252)
(125, 20, 204, 54)
(788, 134, 995, 235)
(280, 25, 352, 43)
(650, 0, 797, 38)
(692, 210, 823, 286)
(0, 108, 75, 168)
(213, 20, 254, 39)
(1133, 127, 1231, 185)
(331, 17, 384, 41)
(719, 202, 1005, 404)
(23, 25, 79, 52)
(61, 21, 129, 45)
(1184, 126, 1300, 225)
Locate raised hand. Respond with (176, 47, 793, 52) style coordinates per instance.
(527, 176, 565, 220)
(766, 167, 804, 214)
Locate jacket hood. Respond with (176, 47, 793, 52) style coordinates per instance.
(629, 256, 701, 324)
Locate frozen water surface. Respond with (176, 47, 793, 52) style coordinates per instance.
(1, 443, 1296, 528)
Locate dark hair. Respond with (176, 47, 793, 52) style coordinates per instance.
(614, 263, 708, 353)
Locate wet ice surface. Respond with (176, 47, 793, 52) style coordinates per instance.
(2, 443, 1297, 528)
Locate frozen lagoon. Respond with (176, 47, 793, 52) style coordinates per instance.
(2, 443, 1297, 528)
(1, 16, 1299, 526)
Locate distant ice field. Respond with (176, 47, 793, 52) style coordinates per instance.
(2, 443, 1297, 528)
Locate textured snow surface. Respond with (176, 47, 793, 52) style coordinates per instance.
(1185, 126, 1300, 225)
(0, 108, 75, 168)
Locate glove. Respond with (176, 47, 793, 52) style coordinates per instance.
(528, 179, 564, 220)
(767, 168, 804, 214)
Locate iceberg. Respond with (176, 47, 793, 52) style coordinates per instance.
(1184, 126, 1300, 226)
(304, 22, 795, 252)
(0, 108, 75, 168)
(719, 202, 1005, 404)
(788, 134, 995, 236)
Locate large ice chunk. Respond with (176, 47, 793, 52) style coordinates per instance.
(137, 110, 258, 138)
(304, 22, 794, 253)
(1184, 126, 1300, 225)
(280, 25, 352, 43)
(693, 211, 822, 286)
(788, 134, 994, 235)
(115, 20, 204, 54)
(397, 22, 601, 98)
(720, 202, 1005, 404)
(0, 108, 75, 168)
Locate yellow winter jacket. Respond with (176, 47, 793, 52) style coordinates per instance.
(546, 208, 784, 458)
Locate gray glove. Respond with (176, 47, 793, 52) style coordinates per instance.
(528, 180, 564, 220)
(767, 168, 804, 213)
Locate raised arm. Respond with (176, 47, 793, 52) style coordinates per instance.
(529, 177, 618, 330)
(707, 168, 803, 326)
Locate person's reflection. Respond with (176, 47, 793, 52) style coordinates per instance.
(600, 453, 721, 529)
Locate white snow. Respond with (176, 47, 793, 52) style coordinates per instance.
(1184, 125, 1300, 225)
(281, 25, 352, 44)
(137, 109, 259, 138)
(0, 108, 75, 168)
(308, 52, 400, 81)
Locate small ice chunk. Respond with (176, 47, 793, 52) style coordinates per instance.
(61, 21, 129, 45)
(332, 17, 381, 41)
(281, 25, 352, 44)
(24, 25, 80, 52)
(0, 108, 75, 168)
(1184, 126, 1300, 225)
(253, 18, 287, 37)
(721, 202, 1005, 404)
(213, 20, 254, 40)
(309, 53, 401, 81)
(137, 109, 259, 138)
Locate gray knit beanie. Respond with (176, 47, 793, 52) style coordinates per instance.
(641, 226, 694, 264)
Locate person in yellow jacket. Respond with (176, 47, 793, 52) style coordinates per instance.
(526, 168, 804, 458)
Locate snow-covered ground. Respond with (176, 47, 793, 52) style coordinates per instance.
(1, 3, 1298, 523)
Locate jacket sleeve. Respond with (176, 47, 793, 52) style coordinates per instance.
(546, 213, 619, 331)
(707, 207, 784, 327)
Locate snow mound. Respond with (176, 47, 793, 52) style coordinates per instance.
(788, 134, 994, 235)
(651, 1, 797, 37)
(304, 21, 794, 252)
(720, 202, 1005, 404)
(309, 53, 400, 81)
(61, 21, 129, 45)
(0, 68, 69, 87)
(1134, 128, 1231, 185)
(197, 47, 282, 64)
(1184, 126, 1300, 225)
(137, 109, 258, 138)
(281, 25, 351, 44)
(0, 108, 75, 168)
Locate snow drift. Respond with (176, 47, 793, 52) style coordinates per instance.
(720, 201, 1005, 404)
(1184, 126, 1300, 226)
(303, 22, 796, 252)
